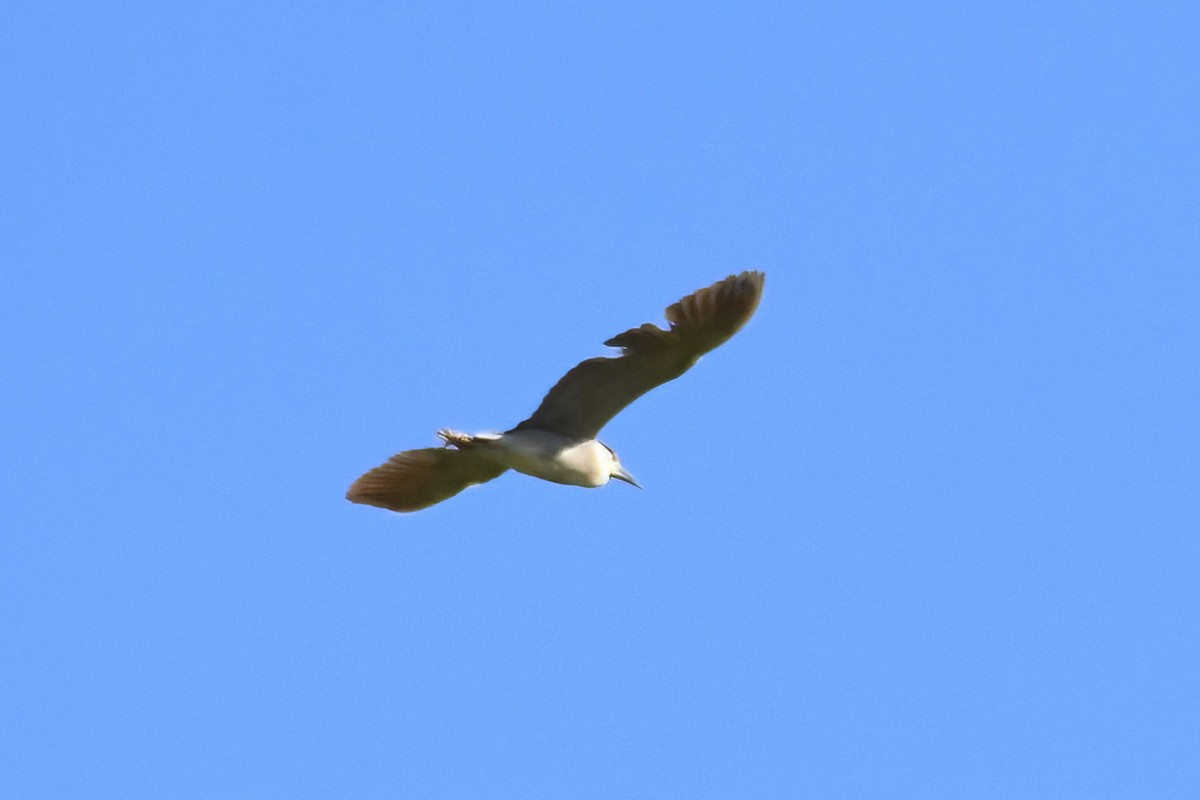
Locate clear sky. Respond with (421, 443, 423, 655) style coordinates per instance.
(3, 2, 1197, 798)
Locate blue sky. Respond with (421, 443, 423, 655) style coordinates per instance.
(3, 1, 1197, 797)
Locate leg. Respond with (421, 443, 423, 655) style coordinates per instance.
(436, 429, 475, 449)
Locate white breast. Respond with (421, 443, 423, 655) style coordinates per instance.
(490, 429, 612, 487)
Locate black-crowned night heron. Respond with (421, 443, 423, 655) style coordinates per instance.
(347, 271, 765, 512)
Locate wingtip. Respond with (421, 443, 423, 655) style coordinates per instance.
(729, 269, 766, 295)
(664, 269, 765, 350)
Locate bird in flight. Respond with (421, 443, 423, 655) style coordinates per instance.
(347, 271, 765, 513)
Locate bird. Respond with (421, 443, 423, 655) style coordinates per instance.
(346, 270, 765, 513)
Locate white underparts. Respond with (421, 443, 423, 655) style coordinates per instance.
(444, 428, 616, 488)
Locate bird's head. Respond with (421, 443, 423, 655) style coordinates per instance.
(600, 443, 642, 489)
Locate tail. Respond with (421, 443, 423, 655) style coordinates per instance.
(346, 447, 506, 513)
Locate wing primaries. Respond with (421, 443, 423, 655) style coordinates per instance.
(346, 448, 506, 513)
(513, 271, 764, 439)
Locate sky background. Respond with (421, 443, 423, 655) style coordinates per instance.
(3, 1, 1197, 798)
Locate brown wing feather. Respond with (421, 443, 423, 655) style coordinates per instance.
(512, 271, 764, 439)
(346, 448, 506, 513)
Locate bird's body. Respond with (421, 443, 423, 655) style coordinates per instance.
(437, 428, 623, 488)
(347, 271, 764, 513)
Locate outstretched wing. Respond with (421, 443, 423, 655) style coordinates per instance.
(346, 448, 507, 512)
(512, 271, 764, 440)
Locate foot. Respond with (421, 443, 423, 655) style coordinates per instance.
(436, 429, 473, 448)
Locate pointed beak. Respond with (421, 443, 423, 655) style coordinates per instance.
(611, 465, 642, 489)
